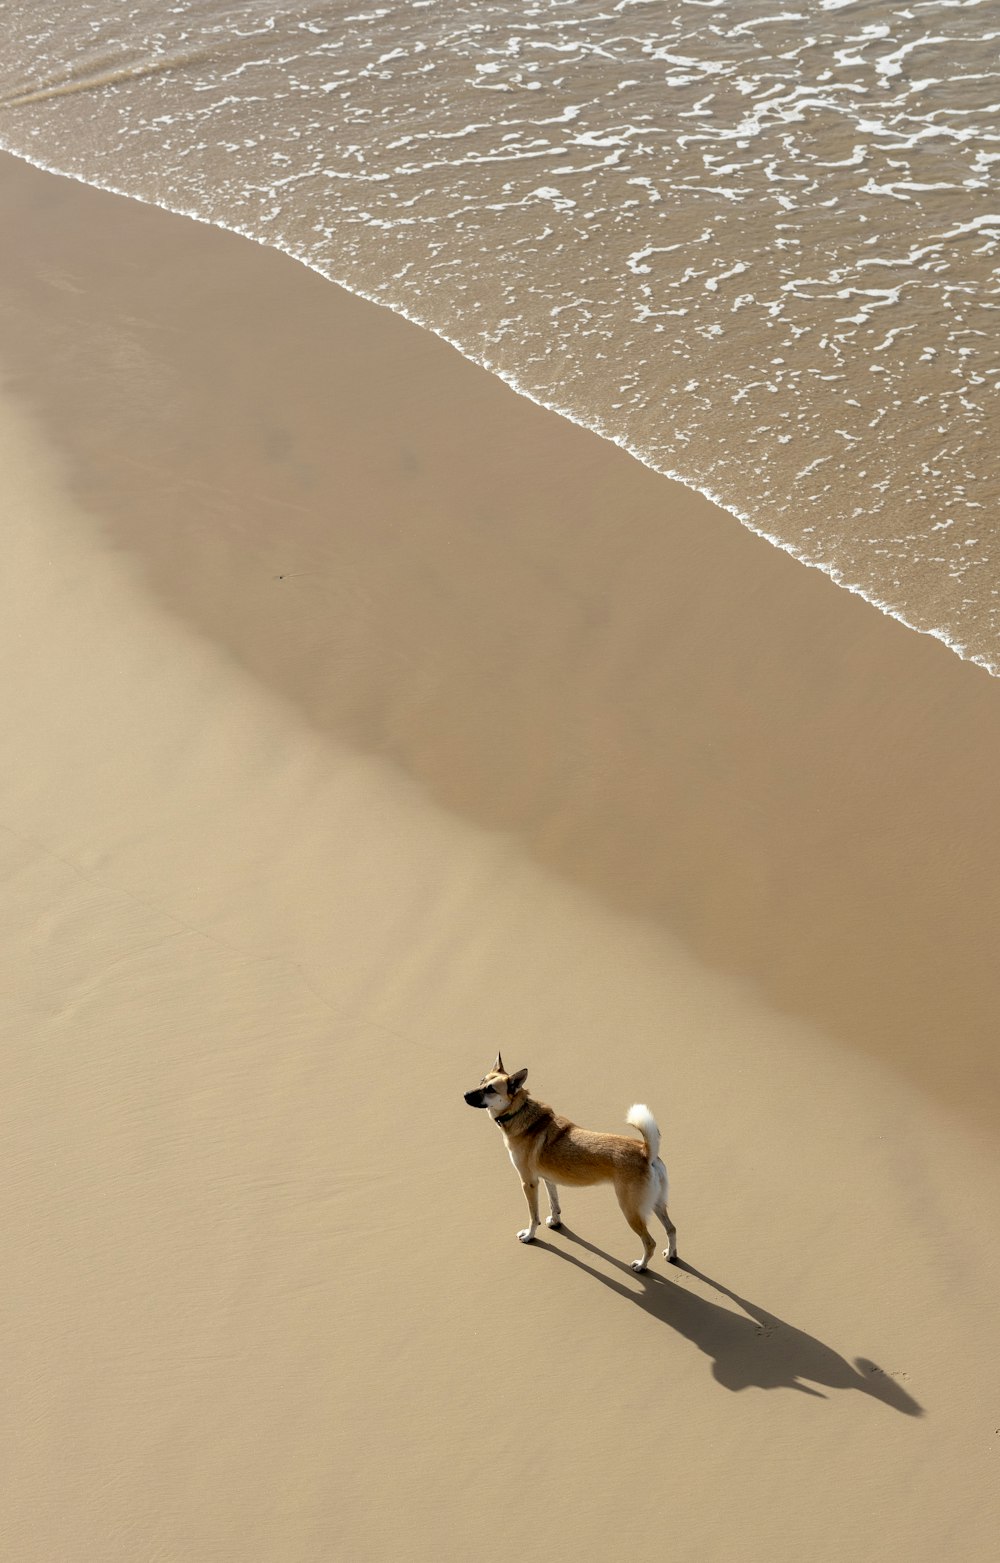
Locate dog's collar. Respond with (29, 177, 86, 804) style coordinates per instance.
(493, 1099, 528, 1130)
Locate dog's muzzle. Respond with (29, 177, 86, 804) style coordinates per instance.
(464, 1089, 489, 1109)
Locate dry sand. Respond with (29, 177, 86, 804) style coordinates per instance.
(0, 151, 998, 1560)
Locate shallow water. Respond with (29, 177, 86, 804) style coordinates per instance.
(1, 0, 997, 667)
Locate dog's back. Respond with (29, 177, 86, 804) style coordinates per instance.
(527, 1112, 650, 1186)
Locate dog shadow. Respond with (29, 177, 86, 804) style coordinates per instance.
(534, 1226, 923, 1416)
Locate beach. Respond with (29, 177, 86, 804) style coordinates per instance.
(1, 149, 999, 1560)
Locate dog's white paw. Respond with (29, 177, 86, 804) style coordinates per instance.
(517, 1228, 536, 1244)
(545, 1216, 562, 1229)
(631, 1258, 650, 1273)
(664, 1248, 678, 1263)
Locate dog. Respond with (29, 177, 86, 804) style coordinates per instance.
(464, 1055, 677, 1272)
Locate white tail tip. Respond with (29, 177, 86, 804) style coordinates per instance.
(626, 1103, 661, 1162)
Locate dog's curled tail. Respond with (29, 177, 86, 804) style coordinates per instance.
(626, 1103, 661, 1163)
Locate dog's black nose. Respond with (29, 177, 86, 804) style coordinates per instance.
(464, 1090, 487, 1108)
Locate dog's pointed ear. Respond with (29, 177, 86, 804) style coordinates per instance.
(492, 1051, 505, 1075)
(507, 1067, 528, 1093)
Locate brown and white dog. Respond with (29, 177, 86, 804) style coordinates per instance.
(464, 1056, 677, 1272)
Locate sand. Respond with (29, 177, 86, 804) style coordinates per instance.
(0, 151, 998, 1561)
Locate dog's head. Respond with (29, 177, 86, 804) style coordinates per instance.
(464, 1053, 528, 1113)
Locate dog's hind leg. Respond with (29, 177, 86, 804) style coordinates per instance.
(616, 1184, 656, 1273)
(543, 1179, 562, 1230)
(651, 1160, 677, 1262)
(655, 1200, 678, 1263)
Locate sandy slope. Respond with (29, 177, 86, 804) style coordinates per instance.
(1, 153, 998, 1561)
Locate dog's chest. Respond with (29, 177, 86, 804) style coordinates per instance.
(505, 1139, 533, 1177)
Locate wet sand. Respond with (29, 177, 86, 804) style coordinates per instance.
(1, 152, 998, 1560)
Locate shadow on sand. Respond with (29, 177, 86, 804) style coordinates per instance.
(535, 1227, 923, 1416)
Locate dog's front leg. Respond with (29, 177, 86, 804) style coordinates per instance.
(517, 1178, 540, 1244)
(543, 1179, 562, 1230)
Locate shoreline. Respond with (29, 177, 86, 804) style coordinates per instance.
(1, 150, 999, 1560)
(1, 140, 993, 681)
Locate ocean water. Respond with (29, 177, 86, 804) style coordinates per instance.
(0, 0, 997, 669)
